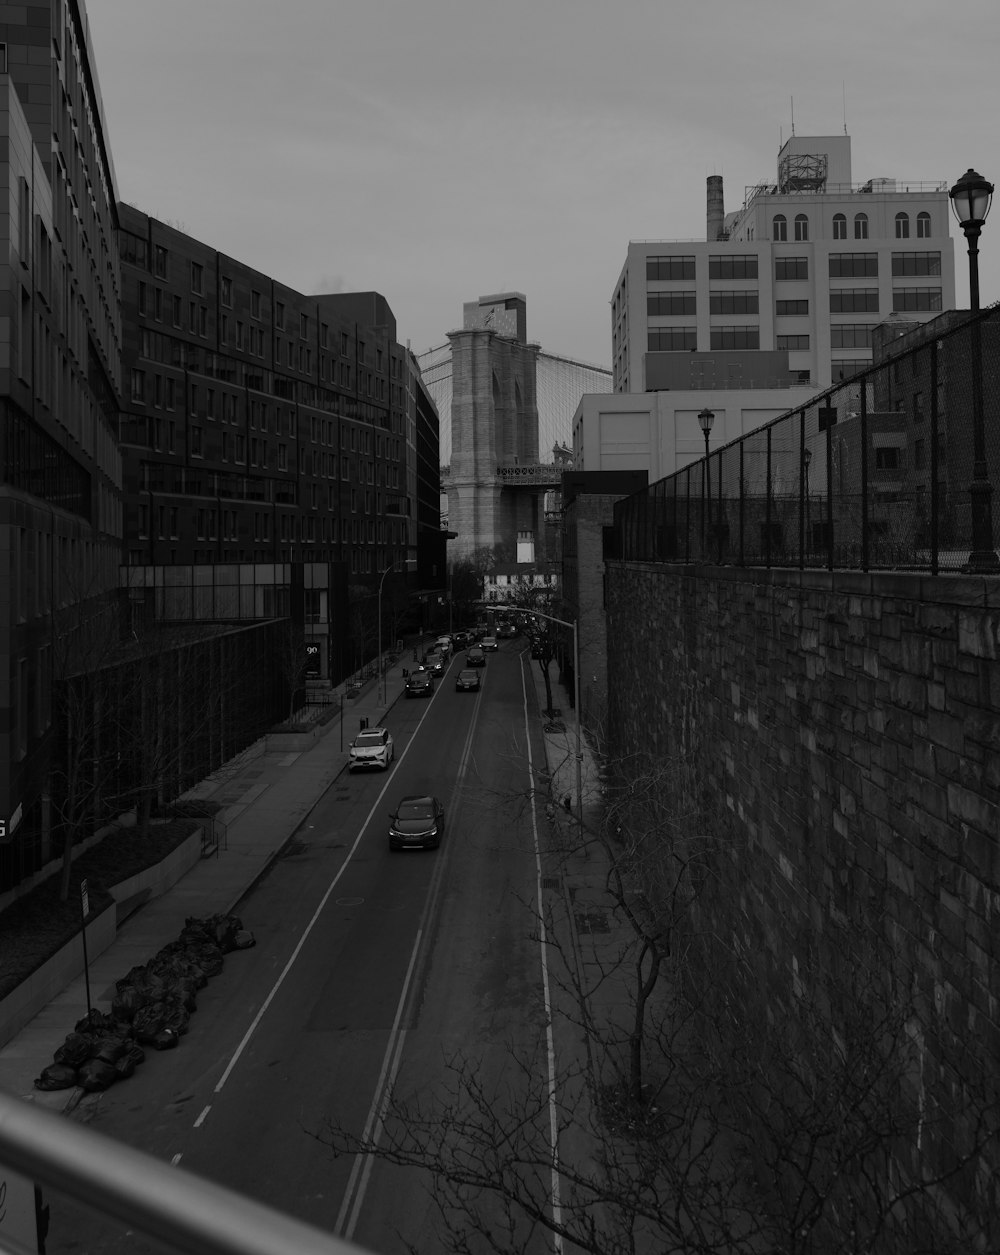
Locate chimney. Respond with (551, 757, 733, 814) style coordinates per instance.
(706, 175, 725, 242)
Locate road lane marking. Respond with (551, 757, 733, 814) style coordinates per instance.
(194, 1106, 210, 1128)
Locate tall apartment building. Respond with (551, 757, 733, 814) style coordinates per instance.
(612, 134, 956, 395)
(117, 206, 443, 679)
(0, 1, 122, 888)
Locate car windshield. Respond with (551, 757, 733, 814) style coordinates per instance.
(397, 800, 433, 819)
(459, 670, 477, 680)
(355, 732, 384, 747)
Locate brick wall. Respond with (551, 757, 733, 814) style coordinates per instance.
(607, 560, 1000, 1230)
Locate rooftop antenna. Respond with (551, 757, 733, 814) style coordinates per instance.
(790, 96, 795, 136)
(842, 81, 847, 133)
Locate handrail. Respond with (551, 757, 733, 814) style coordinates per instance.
(0, 1090, 373, 1255)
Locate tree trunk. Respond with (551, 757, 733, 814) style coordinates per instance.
(630, 937, 662, 1106)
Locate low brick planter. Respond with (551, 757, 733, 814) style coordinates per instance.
(0, 827, 203, 1051)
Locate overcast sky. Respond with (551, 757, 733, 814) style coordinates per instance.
(84, 0, 1000, 368)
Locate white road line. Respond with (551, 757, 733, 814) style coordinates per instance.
(193, 1106, 210, 1128)
(520, 659, 564, 1250)
(336, 692, 481, 1241)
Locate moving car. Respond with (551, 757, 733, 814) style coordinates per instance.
(389, 795, 445, 850)
(466, 646, 486, 667)
(348, 726, 394, 772)
(455, 668, 481, 692)
(497, 622, 517, 638)
(404, 670, 434, 698)
(452, 630, 471, 648)
(481, 635, 498, 652)
(435, 636, 453, 656)
(422, 651, 446, 676)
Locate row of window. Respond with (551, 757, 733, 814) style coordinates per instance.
(647, 316, 943, 354)
(773, 211, 932, 242)
(645, 287, 943, 333)
(646, 252, 942, 286)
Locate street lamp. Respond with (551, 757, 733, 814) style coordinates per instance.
(698, 408, 715, 552)
(530, 608, 583, 834)
(377, 561, 400, 705)
(950, 167, 998, 572)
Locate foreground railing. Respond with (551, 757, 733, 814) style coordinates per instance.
(0, 1091, 373, 1255)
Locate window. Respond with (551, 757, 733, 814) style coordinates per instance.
(832, 358, 869, 380)
(829, 253, 878, 277)
(773, 215, 787, 241)
(895, 212, 910, 239)
(191, 262, 203, 294)
(251, 289, 261, 319)
(645, 255, 696, 281)
(647, 292, 696, 315)
(830, 324, 874, 349)
(917, 211, 931, 239)
(892, 251, 941, 276)
(220, 277, 232, 307)
(172, 295, 182, 327)
(648, 328, 697, 351)
(893, 287, 942, 312)
(854, 213, 869, 240)
(191, 426, 203, 456)
(875, 447, 901, 470)
(776, 299, 809, 315)
(777, 335, 810, 350)
(709, 255, 758, 279)
(793, 214, 809, 242)
(710, 326, 760, 350)
(915, 438, 925, 469)
(300, 312, 309, 339)
(154, 246, 168, 278)
(775, 256, 808, 280)
(710, 290, 759, 315)
(913, 391, 924, 422)
(830, 289, 879, 313)
(130, 369, 145, 402)
(833, 213, 847, 240)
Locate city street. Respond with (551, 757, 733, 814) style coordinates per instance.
(43, 643, 565, 1254)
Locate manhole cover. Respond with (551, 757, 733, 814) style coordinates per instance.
(574, 911, 610, 934)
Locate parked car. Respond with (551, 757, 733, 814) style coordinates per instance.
(452, 630, 471, 648)
(389, 795, 445, 850)
(481, 635, 498, 652)
(466, 646, 486, 667)
(422, 651, 446, 676)
(349, 726, 394, 772)
(404, 670, 434, 698)
(455, 668, 481, 692)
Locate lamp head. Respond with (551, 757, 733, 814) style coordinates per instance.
(950, 168, 994, 229)
(697, 408, 715, 437)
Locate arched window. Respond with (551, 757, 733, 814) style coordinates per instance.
(773, 214, 787, 242)
(794, 213, 809, 242)
(854, 213, 869, 240)
(895, 212, 910, 239)
(917, 211, 931, 238)
(833, 213, 847, 240)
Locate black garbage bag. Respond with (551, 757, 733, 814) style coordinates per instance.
(53, 1032, 94, 1068)
(151, 1028, 179, 1051)
(114, 1054, 137, 1080)
(132, 1001, 169, 1044)
(111, 985, 144, 1022)
(91, 1035, 130, 1065)
(77, 1058, 118, 1091)
(117, 965, 150, 991)
(162, 1000, 191, 1036)
(75, 1008, 114, 1034)
(124, 1042, 146, 1067)
(34, 1062, 79, 1091)
(234, 929, 256, 950)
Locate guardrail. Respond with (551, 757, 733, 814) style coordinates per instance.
(0, 1090, 374, 1254)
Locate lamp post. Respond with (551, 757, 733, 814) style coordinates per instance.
(530, 607, 583, 833)
(377, 561, 399, 706)
(950, 167, 998, 572)
(803, 446, 812, 553)
(698, 408, 715, 553)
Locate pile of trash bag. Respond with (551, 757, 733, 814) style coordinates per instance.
(34, 913, 255, 1093)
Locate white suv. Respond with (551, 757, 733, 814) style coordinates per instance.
(349, 726, 394, 772)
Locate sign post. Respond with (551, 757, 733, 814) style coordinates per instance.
(80, 879, 92, 1021)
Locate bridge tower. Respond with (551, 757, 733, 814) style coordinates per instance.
(447, 293, 546, 560)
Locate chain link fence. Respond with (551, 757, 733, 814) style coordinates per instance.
(614, 307, 1000, 574)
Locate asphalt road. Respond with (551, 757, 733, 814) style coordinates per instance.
(44, 642, 562, 1255)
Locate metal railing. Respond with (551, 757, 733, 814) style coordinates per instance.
(0, 1090, 373, 1254)
(613, 307, 1000, 575)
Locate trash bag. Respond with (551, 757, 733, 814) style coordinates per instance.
(151, 1028, 179, 1051)
(111, 985, 144, 1022)
(132, 1001, 169, 1044)
(77, 1058, 119, 1091)
(124, 1042, 146, 1067)
(34, 1062, 79, 1091)
(114, 1054, 137, 1080)
(75, 1008, 113, 1034)
(91, 1035, 129, 1065)
(234, 929, 256, 950)
(162, 1001, 190, 1036)
(53, 1032, 94, 1068)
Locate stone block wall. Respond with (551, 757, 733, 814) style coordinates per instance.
(607, 560, 1000, 1229)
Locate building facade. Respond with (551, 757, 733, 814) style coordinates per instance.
(0, 1, 123, 888)
(612, 134, 956, 395)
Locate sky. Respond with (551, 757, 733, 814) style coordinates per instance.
(83, 0, 1000, 370)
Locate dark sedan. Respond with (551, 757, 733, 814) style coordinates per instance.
(404, 670, 434, 698)
(389, 795, 445, 850)
(465, 646, 486, 667)
(455, 668, 481, 692)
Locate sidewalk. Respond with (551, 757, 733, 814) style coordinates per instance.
(0, 641, 618, 1116)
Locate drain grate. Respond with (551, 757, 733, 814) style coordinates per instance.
(574, 911, 610, 934)
(542, 877, 560, 891)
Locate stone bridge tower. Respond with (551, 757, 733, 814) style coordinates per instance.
(447, 293, 547, 560)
